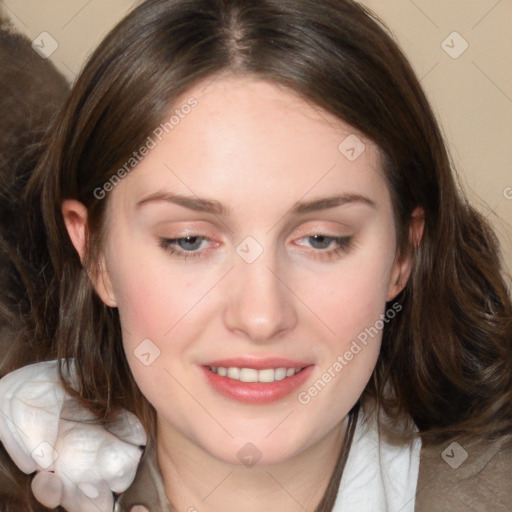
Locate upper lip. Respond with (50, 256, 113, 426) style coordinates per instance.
(202, 357, 312, 370)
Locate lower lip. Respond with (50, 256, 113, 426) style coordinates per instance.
(200, 365, 314, 404)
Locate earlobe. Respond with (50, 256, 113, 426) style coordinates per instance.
(386, 206, 425, 302)
(61, 199, 118, 308)
(95, 255, 118, 308)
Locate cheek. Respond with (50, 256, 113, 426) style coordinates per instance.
(299, 235, 396, 396)
(107, 253, 200, 406)
(105, 226, 200, 341)
(113, 268, 172, 340)
(310, 242, 396, 344)
(295, 255, 393, 423)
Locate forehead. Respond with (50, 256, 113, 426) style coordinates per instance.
(111, 74, 388, 217)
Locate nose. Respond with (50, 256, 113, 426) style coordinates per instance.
(223, 244, 297, 343)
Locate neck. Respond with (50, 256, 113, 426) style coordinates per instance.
(156, 416, 350, 512)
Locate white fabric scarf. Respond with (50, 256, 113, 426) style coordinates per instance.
(0, 360, 147, 512)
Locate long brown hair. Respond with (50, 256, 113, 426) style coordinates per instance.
(1, 0, 511, 510)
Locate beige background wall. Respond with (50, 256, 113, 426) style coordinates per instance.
(2, 0, 511, 277)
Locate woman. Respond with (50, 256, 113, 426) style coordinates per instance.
(0, 0, 511, 510)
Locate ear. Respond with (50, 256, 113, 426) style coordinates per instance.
(386, 206, 424, 302)
(61, 199, 117, 308)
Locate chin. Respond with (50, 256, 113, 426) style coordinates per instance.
(200, 431, 311, 467)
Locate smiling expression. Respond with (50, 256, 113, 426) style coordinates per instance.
(69, 73, 410, 465)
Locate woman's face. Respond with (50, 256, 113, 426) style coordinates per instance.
(84, 75, 411, 465)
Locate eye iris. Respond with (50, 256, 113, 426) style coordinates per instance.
(178, 236, 202, 251)
(309, 235, 332, 249)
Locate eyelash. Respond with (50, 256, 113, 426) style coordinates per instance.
(158, 234, 354, 261)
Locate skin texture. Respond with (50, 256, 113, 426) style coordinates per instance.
(63, 74, 422, 512)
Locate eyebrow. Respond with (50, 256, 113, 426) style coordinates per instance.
(136, 191, 376, 215)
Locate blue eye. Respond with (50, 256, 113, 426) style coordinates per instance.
(158, 234, 354, 261)
(297, 235, 354, 260)
(159, 236, 209, 260)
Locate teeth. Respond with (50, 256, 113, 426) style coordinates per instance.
(239, 368, 259, 382)
(227, 367, 240, 379)
(208, 366, 303, 383)
(274, 368, 287, 381)
(258, 369, 275, 383)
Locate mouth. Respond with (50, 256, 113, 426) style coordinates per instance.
(205, 365, 306, 383)
(200, 359, 314, 404)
